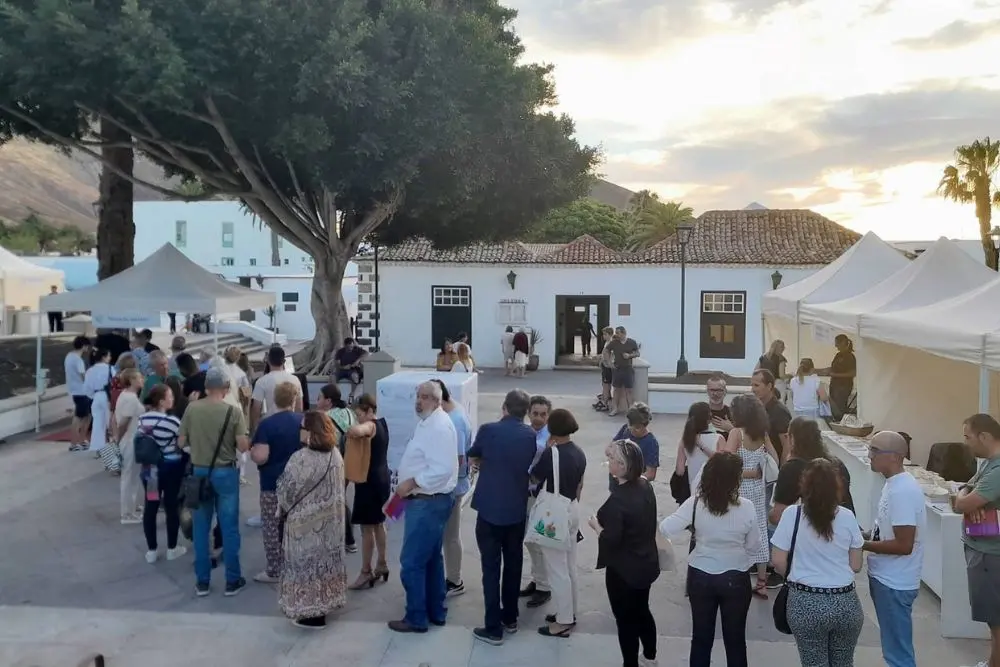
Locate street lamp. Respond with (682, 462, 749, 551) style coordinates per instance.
(771, 270, 783, 290)
(676, 224, 695, 377)
(991, 226, 1000, 271)
(373, 244, 380, 351)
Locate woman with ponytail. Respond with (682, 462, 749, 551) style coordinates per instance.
(675, 402, 725, 492)
(820, 335, 856, 421)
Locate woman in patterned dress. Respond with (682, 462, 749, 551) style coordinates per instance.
(277, 410, 348, 629)
(725, 394, 779, 599)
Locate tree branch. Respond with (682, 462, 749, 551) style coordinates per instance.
(250, 143, 322, 234)
(345, 185, 404, 249)
(0, 102, 232, 202)
(202, 95, 326, 256)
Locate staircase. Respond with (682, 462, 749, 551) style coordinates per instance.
(169, 332, 274, 361)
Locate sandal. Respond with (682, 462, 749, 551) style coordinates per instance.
(753, 580, 768, 599)
(348, 570, 376, 590)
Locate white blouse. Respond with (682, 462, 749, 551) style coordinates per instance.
(660, 496, 760, 575)
(790, 374, 822, 412)
(771, 505, 863, 588)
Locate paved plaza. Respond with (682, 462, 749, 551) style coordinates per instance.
(0, 371, 989, 666)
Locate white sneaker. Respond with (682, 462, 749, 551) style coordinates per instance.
(962, 662, 988, 667)
(121, 516, 142, 525)
(145, 550, 158, 564)
(639, 657, 658, 667)
(254, 571, 279, 583)
(246, 516, 262, 527)
(166, 546, 187, 561)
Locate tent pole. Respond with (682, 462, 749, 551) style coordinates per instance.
(794, 308, 801, 368)
(34, 317, 42, 432)
(213, 309, 219, 351)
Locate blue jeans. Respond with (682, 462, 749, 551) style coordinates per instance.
(869, 576, 918, 667)
(400, 494, 454, 629)
(192, 466, 242, 585)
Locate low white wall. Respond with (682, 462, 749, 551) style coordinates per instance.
(648, 383, 747, 414)
(217, 320, 287, 346)
(0, 386, 72, 441)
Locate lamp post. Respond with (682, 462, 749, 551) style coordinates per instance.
(991, 226, 1000, 271)
(676, 224, 694, 377)
(373, 244, 380, 352)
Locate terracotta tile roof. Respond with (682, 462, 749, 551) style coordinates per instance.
(630, 209, 860, 265)
(372, 209, 858, 266)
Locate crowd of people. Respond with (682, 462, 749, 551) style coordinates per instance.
(59, 330, 1000, 667)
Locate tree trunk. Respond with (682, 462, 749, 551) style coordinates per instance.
(270, 230, 281, 267)
(975, 179, 999, 271)
(96, 117, 135, 280)
(293, 248, 351, 374)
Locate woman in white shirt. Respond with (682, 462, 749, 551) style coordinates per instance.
(114, 369, 147, 524)
(84, 348, 113, 454)
(788, 357, 828, 419)
(771, 458, 865, 667)
(451, 343, 475, 373)
(675, 401, 724, 496)
(660, 451, 759, 667)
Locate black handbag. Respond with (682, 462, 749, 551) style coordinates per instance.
(669, 469, 691, 505)
(181, 407, 234, 510)
(772, 507, 802, 635)
(134, 417, 166, 466)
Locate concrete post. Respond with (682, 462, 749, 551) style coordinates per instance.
(633, 357, 650, 405)
(364, 349, 400, 397)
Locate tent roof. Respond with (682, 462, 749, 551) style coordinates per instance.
(862, 274, 1000, 368)
(762, 231, 910, 321)
(0, 246, 64, 281)
(39, 243, 275, 313)
(799, 237, 995, 333)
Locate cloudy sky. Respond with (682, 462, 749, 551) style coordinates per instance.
(507, 0, 1000, 240)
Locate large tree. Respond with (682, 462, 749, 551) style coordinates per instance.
(626, 190, 695, 249)
(0, 0, 597, 371)
(521, 197, 633, 250)
(939, 137, 1000, 271)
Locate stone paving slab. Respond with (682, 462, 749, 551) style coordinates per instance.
(0, 388, 990, 666)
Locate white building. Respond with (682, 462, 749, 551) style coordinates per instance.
(356, 209, 860, 375)
(134, 201, 358, 339)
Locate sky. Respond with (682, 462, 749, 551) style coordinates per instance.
(505, 0, 1000, 240)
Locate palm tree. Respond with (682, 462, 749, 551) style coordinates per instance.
(627, 194, 695, 250)
(938, 137, 1000, 270)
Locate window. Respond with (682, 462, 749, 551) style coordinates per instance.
(222, 221, 234, 248)
(175, 220, 187, 247)
(283, 258, 289, 265)
(432, 286, 471, 307)
(282, 292, 299, 302)
(284, 304, 297, 312)
(221, 257, 235, 266)
(249, 258, 257, 266)
(496, 301, 527, 325)
(700, 291, 746, 360)
(617, 303, 631, 317)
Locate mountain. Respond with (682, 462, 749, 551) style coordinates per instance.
(588, 178, 636, 211)
(0, 139, 171, 230)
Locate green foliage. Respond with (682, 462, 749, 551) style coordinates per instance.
(521, 198, 633, 250)
(0, 214, 94, 255)
(939, 137, 1000, 270)
(0, 0, 598, 257)
(626, 190, 695, 250)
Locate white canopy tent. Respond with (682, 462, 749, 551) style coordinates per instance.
(34, 244, 276, 429)
(796, 238, 997, 464)
(762, 231, 910, 366)
(0, 245, 64, 313)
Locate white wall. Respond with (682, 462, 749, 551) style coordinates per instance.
(373, 263, 816, 375)
(230, 275, 357, 341)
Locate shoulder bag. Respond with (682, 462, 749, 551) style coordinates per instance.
(772, 506, 802, 634)
(182, 406, 234, 510)
(283, 451, 336, 538)
(525, 445, 575, 551)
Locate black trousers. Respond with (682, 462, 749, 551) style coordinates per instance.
(47, 312, 63, 332)
(475, 517, 524, 636)
(606, 568, 657, 667)
(142, 460, 185, 551)
(167, 312, 177, 334)
(581, 337, 592, 356)
(687, 567, 751, 667)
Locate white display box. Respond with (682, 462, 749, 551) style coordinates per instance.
(376, 371, 479, 488)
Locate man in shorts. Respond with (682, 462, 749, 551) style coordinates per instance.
(604, 326, 639, 416)
(65, 336, 92, 451)
(594, 327, 615, 411)
(954, 413, 1000, 667)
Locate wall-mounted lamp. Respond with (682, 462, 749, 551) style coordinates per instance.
(991, 226, 1000, 250)
(771, 270, 783, 290)
(506, 270, 517, 290)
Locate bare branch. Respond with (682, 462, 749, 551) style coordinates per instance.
(203, 95, 327, 256)
(0, 102, 234, 202)
(251, 144, 322, 234)
(345, 184, 404, 249)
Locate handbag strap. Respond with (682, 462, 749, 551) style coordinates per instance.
(786, 506, 802, 581)
(206, 406, 234, 475)
(549, 443, 561, 495)
(286, 451, 335, 515)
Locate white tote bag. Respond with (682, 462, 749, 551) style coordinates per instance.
(525, 445, 574, 551)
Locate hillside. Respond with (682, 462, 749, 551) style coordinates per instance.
(0, 139, 170, 230)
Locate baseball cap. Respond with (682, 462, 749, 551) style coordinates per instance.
(205, 367, 230, 390)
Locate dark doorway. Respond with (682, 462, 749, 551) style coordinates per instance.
(431, 285, 472, 349)
(699, 291, 747, 359)
(554, 295, 610, 366)
(237, 277, 256, 322)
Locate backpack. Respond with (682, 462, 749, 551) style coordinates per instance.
(134, 417, 166, 465)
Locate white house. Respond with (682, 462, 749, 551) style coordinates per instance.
(133, 201, 358, 339)
(356, 209, 861, 375)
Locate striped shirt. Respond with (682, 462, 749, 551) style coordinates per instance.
(137, 411, 183, 462)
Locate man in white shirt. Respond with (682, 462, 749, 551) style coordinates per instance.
(388, 381, 458, 634)
(520, 395, 552, 608)
(863, 430, 925, 667)
(65, 336, 92, 451)
(250, 346, 301, 433)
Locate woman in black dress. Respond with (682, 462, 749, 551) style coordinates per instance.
(345, 393, 391, 590)
(822, 334, 857, 421)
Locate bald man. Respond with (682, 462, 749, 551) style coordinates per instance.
(863, 430, 925, 667)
